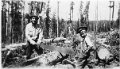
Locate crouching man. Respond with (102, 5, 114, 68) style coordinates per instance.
(73, 26, 95, 68)
(25, 15, 66, 60)
(25, 15, 44, 60)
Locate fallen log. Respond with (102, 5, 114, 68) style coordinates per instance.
(22, 51, 67, 66)
(40, 43, 75, 56)
(2, 37, 66, 51)
(2, 43, 26, 51)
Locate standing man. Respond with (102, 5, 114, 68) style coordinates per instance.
(25, 15, 43, 59)
(73, 26, 95, 68)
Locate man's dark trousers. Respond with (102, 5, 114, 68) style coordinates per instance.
(26, 41, 43, 59)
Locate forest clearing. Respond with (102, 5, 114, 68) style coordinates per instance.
(1, 0, 120, 69)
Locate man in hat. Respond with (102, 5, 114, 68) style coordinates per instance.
(25, 14, 67, 60)
(72, 26, 95, 68)
(25, 15, 44, 59)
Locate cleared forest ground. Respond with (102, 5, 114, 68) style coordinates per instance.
(2, 29, 120, 69)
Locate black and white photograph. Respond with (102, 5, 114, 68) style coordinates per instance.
(1, 0, 120, 69)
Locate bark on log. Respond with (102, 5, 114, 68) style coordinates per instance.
(2, 43, 26, 51)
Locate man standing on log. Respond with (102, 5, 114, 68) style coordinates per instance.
(25, 15, 44, 59)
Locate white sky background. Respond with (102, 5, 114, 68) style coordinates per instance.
(25, 0, 120, 21)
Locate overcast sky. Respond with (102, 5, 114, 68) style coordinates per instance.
(25, 0, 120, 21)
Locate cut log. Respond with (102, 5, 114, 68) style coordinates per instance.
(97, 46, 112, 60)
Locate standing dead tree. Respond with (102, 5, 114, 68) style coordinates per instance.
(70, 1, 74, 23)
(81, 1, 90, 27)
(109, 1, 115, 29)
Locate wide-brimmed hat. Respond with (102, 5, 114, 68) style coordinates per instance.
(30, 15, 39, 20)
(77, 26, 87, 33)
